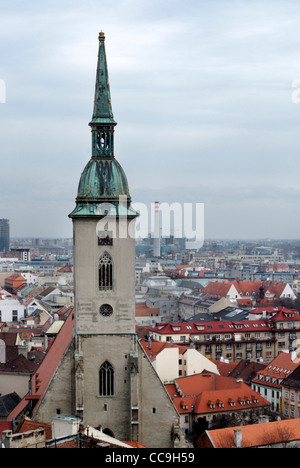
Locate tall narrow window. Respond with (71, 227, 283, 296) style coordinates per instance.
(99, 252, 113, 290)
(99, 361, 114, 396)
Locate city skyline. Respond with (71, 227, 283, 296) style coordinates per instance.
(0, 0, 299, 239)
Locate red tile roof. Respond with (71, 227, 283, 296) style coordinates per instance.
(8, 308, 74, 421)
(194, 387, 263, 414)
(237, 298, 253, 305)
(248, 306, 300, 321)
(140, 339, 188, 361)
(251, 352, 300, 388)
(0, 422, 12, 436)
(211, 359, 239, 377)
(151, 319, 276, 336)
(201, 281, 233, 296)
(4, 274, 26, 282)
(201, 280, 290, 301)
(199, 418, 300, 448)
(165, 373, 270, 416)
(17, 417, 52, 441)
(123, 441, 148, 448)
(265, 263, 290, 272)
(135, 303, 160, 317)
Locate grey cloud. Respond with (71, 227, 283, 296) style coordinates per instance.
(0, 0, 299, 238)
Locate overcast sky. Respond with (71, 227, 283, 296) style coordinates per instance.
(0, 0, 299, 240)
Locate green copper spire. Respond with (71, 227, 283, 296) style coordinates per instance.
(69, 32, 139, 219)
(89, 32, 116, 157)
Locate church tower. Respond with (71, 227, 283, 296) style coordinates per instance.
(19, 32, 185, 447)
(68, 32, 139, 438)
(44, 32, 185, 447)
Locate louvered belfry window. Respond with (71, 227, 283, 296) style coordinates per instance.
(99, 252, 113, 290)
(99, 361, 114, 396)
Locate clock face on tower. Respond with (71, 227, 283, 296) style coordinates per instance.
(98, 230, 113, 246)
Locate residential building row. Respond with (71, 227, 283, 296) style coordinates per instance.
(3, 301, 300, 444)
(147, 346, 300, 439)
(150, 307, 300, 363)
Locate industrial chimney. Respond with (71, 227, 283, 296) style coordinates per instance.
(153, 201, 160, 257)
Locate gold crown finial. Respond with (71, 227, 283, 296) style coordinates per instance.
(99, 31, 105, 40)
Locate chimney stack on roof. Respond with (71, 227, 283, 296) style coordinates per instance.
(234, 429, 242, 448)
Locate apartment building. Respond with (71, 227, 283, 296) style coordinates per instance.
(150, 308, 300, 363)
(251, 352, 300, 413)
(281, 365, 300, 419)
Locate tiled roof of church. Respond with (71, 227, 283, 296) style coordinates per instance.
(7, 308, 74, 421)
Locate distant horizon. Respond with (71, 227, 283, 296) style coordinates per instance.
(8, 236, 300, 242)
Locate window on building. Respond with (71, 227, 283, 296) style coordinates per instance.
(99, 252, 113, 291)
(99, 361, 114, 396)
(99, 304, 113, 317)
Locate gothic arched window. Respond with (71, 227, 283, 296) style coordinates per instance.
(99, 252, 113, 291)
(99, 361, 114, 396)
